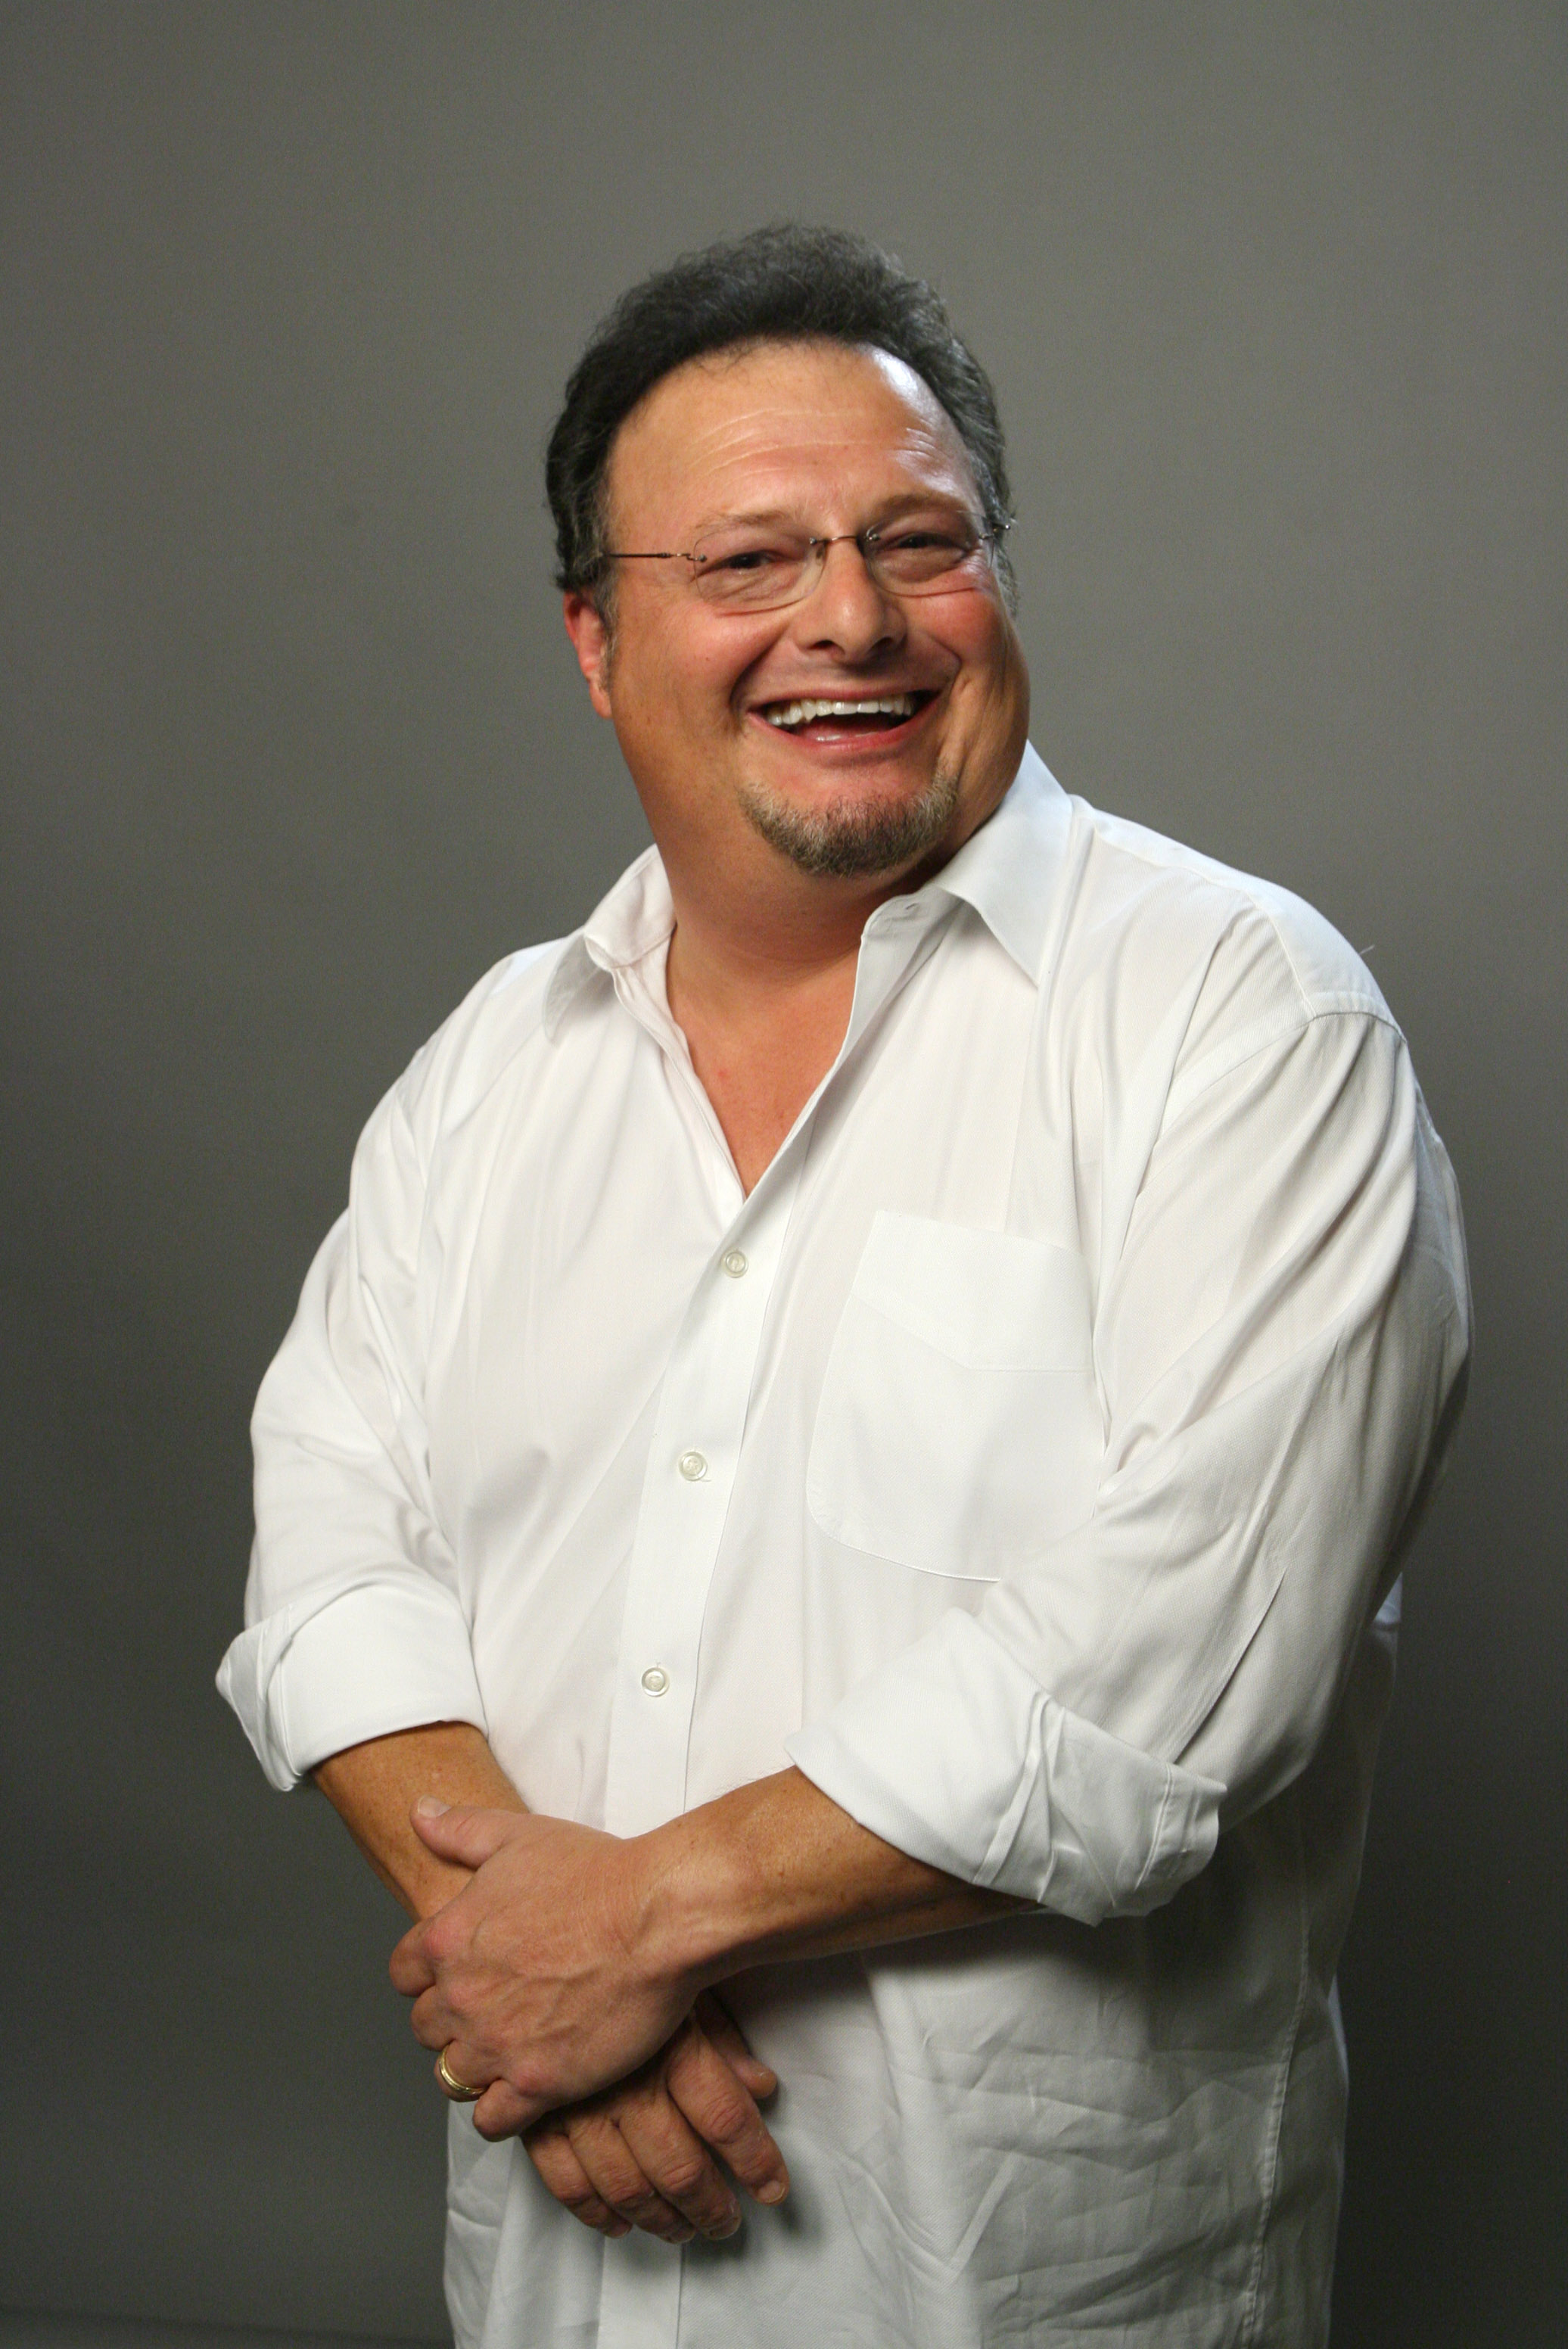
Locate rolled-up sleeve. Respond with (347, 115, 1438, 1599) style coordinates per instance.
(789, 1004, 1470, 1921)
(216, 1062, 486, 1790)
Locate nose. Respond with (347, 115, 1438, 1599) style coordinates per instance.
(791, 536, 907, 662)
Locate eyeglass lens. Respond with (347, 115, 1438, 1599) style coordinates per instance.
(686, 519, 993, 611)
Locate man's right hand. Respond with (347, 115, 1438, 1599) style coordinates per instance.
(522, 1991, 789, 2242)
(310, 1725, 790, 2239)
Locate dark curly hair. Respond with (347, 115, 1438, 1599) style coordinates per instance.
(545, 224, 1015, 606)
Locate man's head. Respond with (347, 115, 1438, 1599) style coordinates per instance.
(547, 227, 1016, 616)
(550, 228, 1029, 892)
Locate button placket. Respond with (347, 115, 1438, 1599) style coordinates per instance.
(601, 1159, 804, 1839)
(836, 898, 952, 1066)
(598, 2219, 683, 2347)
(599, 910, 954, 1847)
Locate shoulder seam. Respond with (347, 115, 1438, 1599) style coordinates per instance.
(1165, 997, 1401, 1125)
(1075, 801, 1366, 1015)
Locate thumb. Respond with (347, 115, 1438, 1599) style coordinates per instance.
(410, 1797, 523, 1869)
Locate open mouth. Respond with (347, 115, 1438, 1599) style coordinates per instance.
(757, 691, 935, 737)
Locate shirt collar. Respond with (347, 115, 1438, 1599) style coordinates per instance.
(923, 741, 1072, 981)
(543, 847, 674, 1038)
(543, 742, 1071, 1041)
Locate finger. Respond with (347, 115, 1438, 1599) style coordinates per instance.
(388, 1929, 437, 1999)
(666, 2027, 789, 2207)
(565, 2110, 695, 2245)
(473, 2077, 545, 2141)
(524, 2124, 630, 2237)
(410, 1797, 524, 1869)
(610, 2089, 742, 2240)
(407, 1985, 460, 2052)
(430, 2036, 495, 2098)
(694, 1990, 779, 2100)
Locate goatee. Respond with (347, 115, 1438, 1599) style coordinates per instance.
(737, 764, 961, 880)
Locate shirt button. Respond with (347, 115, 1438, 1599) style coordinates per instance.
(640, 1666, 670, 1697)
(678, 1449, 708, 1481)
(720, 1249, 748, 1279)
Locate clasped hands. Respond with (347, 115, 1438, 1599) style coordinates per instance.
(388, 1799, 789, 2245)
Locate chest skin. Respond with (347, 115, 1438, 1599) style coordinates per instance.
(665, 938, 861, 1197)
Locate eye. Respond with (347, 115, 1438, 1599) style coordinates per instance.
(708, 546, 788, 574)
(693, 536, 797, 574)
(689, 534, 810, 605)
(881, 527, 969, 555)
(870, 521, 983, 587)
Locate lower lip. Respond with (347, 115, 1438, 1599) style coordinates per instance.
(747, 696, 938, 754)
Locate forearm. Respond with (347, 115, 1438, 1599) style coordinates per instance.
(314, 1720, 525, 1918)
(636, 1766, 1025, 1985)
(335, 1735, 794, 2229)
(395, 1763, 1023, 2133)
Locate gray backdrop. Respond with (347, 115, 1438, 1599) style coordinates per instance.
(2, 4, 1563, 2343)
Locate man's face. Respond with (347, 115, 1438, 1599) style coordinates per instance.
(565, 339, 1030, 888)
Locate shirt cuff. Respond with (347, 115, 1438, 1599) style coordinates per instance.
(216, 1577, 487, 1791)
(785, 1610, 1224, 1925)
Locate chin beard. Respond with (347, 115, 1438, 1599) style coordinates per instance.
(738, 764, 962, 880)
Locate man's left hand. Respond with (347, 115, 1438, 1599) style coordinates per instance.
(524, 1993, 789, 2239)
(388, 1798, 697, 2139)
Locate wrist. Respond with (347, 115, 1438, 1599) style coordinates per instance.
(624, 1766, 1014, 1986)
(627, 1797, 761, 1996)
(627, 1766, 886, 1989)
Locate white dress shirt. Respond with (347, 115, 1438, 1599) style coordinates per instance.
(219, 747, 1469, 2349)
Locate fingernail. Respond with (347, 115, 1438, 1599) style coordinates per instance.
(414, 1796, 450, 1818)
(710, 2213, 742, 2239)
(758, 2180, 788, 2204)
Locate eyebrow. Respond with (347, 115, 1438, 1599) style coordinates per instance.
(687, 493, 978, 535)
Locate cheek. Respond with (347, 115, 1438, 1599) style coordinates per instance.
(938, 601, 1013, 672)
(888, 593, 1001, 680)
(621, 620, 764, 726)
(943, 622, 1025, 733)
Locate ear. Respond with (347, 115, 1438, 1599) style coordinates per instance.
(563, 593, 614, 719)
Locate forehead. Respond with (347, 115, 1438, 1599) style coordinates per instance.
(605, 340, 980, 530)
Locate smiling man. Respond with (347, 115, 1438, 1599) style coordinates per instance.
(219, 228, 1469, 2349)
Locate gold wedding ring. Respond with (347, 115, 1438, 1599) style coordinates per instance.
(435, 2046, 484, 2103)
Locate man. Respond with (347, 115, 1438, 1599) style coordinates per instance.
(219, 226, 1469, 2347)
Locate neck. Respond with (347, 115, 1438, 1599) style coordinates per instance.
(664, 856, 891, 1025)
(657, 832, 925, 1196)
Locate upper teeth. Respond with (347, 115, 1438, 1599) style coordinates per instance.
(763, 694, 917, 728)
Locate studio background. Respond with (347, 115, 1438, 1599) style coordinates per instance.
(2, 4, 1562, 2344)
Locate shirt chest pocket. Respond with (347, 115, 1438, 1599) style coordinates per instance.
(806, 1214, 1105, 1580)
